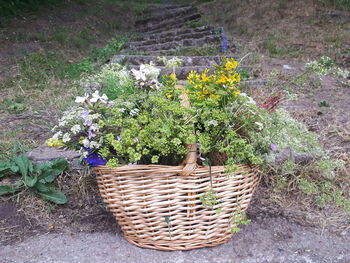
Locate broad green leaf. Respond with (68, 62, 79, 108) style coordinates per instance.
(13, 154, 32, 178)
(50, 159, 68, 172)
(36, 159, 68, 182)
(38, 190, 67, 204)
(34, 162, 52, 172)
(35, 182, 51, 193)
(0, 162, 19, 177)
(0, 185, 19, 195)
(23, 175, 38, 188)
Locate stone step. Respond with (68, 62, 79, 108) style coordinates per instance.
(126, 29, 220, 48)
(136, 5, 197, 28)
(111, 55, 229, 67)
(135, 26, 216, 41)
(125, 45, 221, 55)
(136, 12, 201, 33)
(128, 35, 221, 52)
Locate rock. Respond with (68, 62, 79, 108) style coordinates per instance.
(27, 145, 80, 164)
(274, 148, 318, 165)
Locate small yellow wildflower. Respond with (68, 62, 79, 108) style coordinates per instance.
(201, 69, 211, 82)
(233, 90, 241, 96)
(203, 89, 209, 94)
(170, 73, 176, 81)
(46, 138, 64, 147)
(196, 91, 202, 96)
(199, 95, 206, 99)
(210, 94, 216, 99)
(166, 94, 173, 98)
(224, 59, 238, 70)
(216, 75, 228, 84)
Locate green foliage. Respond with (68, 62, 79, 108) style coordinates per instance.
(251, 109, 323, 161)
(305, 56, 349, 78)
(317, 0, 350, 10)
(316, 158, 344, 179)
(0, 0, 60, 18)
(298, 178, 350, 213)
(20, 51, 93, 89)
(200, 189, 218, 207)
(230, 210, 251, 233)
(91, 37, 127, 62)
(0, 154, 68, 204)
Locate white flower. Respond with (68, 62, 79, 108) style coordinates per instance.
(62, 133, 71, 143)
(131, 68, 146, 81)
(207, 120, 218, 126)
(58, 120, 68, 127)
(130, 108, 139, 116)
(90, 141, 101, 149)
(71, 125, 81, 135)
(240, 93, 256, 104)
(254, 122, 264, 130)
(89, 123, 99, 131)
(90, 90, 108, 104)
(82, 138, 90, 148)
(75, 94, 88, 104)
(119, 108, 126, 113)
(52, 131, 63, 140)
(122, 101, 133, 107)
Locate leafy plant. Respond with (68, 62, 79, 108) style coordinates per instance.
(230, 209, 251, 233)
(0, 154, 68, 204)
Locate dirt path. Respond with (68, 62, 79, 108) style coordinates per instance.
(1, 217, 349, 263)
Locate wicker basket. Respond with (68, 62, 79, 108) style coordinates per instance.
(94, 85, 259, 250)
(95, 161, 258, 250)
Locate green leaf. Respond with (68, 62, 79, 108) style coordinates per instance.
(0, 185, 19, 195)
(50, 159, 68, 171)
(35, 159, 68, 183)
(35, 182, 51, 193)
(13, 154, 33, 178)
(38, 190, 67, 204)
(23, 175, 38, 188)
(34, 162, 52, 172)
(0, 162, 19, 177)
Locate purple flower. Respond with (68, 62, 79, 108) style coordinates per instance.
(84, 120, 93, 126)
(270, 143, 278, 152)
(221, 29, 229, 53)
(84, 149, 107, 167)
(88, 129, 96, 139)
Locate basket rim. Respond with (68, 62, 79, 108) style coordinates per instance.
(94, 163, 258, 175)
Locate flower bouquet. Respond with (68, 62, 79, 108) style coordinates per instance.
(48, 57, 318, 250)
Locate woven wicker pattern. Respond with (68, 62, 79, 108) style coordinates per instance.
(95, 164, 259, 251)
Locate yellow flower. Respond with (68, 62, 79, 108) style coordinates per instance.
(46, 138, 64, 147)
(210, 94, 216, 99)
(201, 69, 211, 82)
(216, 75, 228, 84)
(203, 89, 209, 94)
(224, 59, 238, 70)
(233, 90, 241, 96)
(187, 71, 200, 84)
(196, 91, 202, 96)
(166, 94, 173, 98)
(199, 95, 206, 99)
(170, 73, 176, 81)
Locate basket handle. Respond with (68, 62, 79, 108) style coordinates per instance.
(176, 84, 198, 176)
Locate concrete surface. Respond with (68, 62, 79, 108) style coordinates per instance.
(1, 217, 349, 263)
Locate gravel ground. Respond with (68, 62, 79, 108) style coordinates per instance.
(1, 217, 349, 263)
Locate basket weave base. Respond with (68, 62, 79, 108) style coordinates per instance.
(96, 164, 259, 251)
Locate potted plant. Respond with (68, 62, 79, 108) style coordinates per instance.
(48, 57, 316, 250)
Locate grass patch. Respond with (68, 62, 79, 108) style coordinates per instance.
(317, 0, 350, 10)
